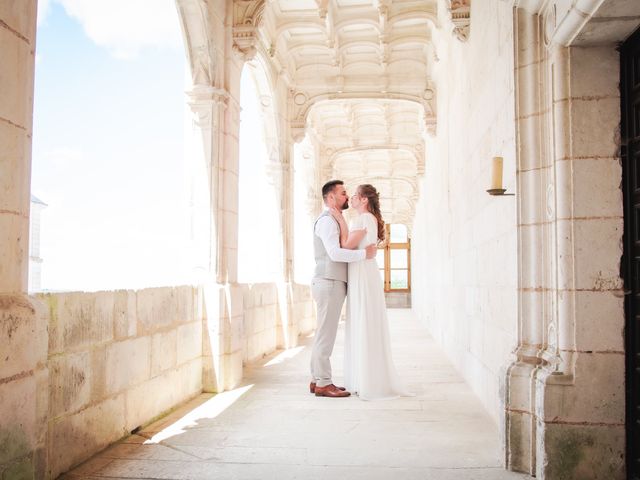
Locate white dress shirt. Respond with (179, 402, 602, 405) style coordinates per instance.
(315, 210, 366, 263)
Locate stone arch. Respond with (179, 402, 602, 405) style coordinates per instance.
(175, 0, 217, 86)
(237, 47, 286, 282)
(294, 94, 434, 136)
(241, 49, 281, 176)
(390, 10, 438, 30)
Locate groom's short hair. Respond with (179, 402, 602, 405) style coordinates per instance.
(322, 180, 344, 199)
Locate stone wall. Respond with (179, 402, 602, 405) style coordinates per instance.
(291, 283, 314, 340)
(242, 283, 279, 363)
(40, 286, 203, 479)
(411, 0, 518, 424)
(2, 281, 314, 480)
(242, 283, 315, 364)
(503, 3, 627, 476)
(532, 42, 624, 479)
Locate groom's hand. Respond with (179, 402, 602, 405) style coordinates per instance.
(365, 244, 377, 259)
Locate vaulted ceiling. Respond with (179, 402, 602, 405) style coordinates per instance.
(234, 0, 443, 228)
(307, 98, 425, 226)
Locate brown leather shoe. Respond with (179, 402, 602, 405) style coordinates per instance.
(314, 384, 351, 398)
(309, 382, 346, 394)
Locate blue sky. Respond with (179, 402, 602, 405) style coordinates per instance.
(32, 0, 189, 291)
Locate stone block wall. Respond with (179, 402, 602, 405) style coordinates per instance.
(242, 283, 280, 363)
(201, 282, 244, 393)
(40, 286, 203, 479)
(241, 283, 315, 364)
(291, 283, 314, 339)
(1, 281, 314, 479)
(531, 43, 625, 479)
(411, 0, 518, 424)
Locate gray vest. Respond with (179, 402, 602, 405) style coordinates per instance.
(313, 211, 348, 282)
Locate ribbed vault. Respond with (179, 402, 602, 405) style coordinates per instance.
(308, 98, 425, 226)
(229, 0, 439, 230)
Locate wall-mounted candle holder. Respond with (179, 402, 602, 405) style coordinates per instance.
(487, 156, 514, 196)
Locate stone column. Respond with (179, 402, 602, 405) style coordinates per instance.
(0, 2, 48, 478)
(188, 85, 243, 392)
(186, 85, 226, 284)
(504, 6, 547, 474)
(266, 137, 298, 348)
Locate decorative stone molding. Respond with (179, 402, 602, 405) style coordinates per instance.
(315, 0, 329, 19)
(505, 4, 627, 478)
(233, 0, 266, 60)
(265, 155, 285, 190)
(448, 0, 471, 41)
(176, 0, 216, 86)
(518, 0, 627, 48)
(187, 86, 229, 127)
(292, 92, 435, 136)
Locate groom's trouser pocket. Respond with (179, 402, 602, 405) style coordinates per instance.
(311, 278, 334, 300)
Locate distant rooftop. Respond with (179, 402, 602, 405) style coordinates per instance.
(31, 194, 47, 207)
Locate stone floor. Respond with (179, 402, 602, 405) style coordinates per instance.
(62, 309, 531, 480)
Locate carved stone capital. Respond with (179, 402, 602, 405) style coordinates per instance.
(315, 0, 329, 19)
(233, 0, 266, 61)
(305, 187, 321, 219)
(233, 26, 259, 61)
(290, 120, 307, 143)
(265, 158, 285, 190)
(187, 85, 229, 104)
(187, 86, 229, 128)
(448, 0, 471, 42)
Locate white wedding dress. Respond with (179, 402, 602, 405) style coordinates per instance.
(344, 212, 409, 400)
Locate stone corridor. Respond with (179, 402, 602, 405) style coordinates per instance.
(61, 310, 529, 480)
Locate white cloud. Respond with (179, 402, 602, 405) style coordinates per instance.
(37, 0, 52, 26)
(56, 0, 183, 59)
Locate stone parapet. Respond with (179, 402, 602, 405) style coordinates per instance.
(36, 286, 202, 479)
(240, 282, 314, 365)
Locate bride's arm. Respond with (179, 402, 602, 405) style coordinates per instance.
(343, 229, 366, 249)
(330, 208, 366, 249)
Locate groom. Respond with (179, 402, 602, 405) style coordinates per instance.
(310, 180, 377, 397)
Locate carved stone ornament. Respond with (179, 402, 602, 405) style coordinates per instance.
(542, 4, 556, 47)
(176, 0, 216, 86)
(291, 122, 307, 143)
(187, 86, 229, 128)
(315, 0, 329, 19)
(233, 0, 266, 60)
(448, 0, 471, 42)
(265, 155, 284, 190)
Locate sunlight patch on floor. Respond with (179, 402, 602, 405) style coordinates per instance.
(263, 346, 305, 367)
(144, 384, 254, 444)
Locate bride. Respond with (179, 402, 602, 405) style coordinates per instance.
(330, 184, 410, 400)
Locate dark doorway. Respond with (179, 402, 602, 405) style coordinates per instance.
(621, 25, 640, 480)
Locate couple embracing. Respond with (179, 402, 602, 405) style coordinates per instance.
(309, 180, 410, 400)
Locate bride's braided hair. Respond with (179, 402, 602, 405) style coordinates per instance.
(358, 184, 385, 245)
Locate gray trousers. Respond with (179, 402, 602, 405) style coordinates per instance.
(310, 277, 347, 387)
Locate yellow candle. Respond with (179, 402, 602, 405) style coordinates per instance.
(491, 156, 503, 190)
